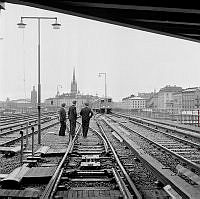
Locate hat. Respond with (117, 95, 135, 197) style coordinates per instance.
(85, 102, 89, 106)
(61, 103, 66, 107)
(72, 100, 76, 105)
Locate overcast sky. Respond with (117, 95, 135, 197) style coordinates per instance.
(1, 3, 200, 102)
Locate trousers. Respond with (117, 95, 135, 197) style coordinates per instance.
(82, 120, 90, 138)
(69, 120, 76, 139)
(59, 121, 66, 136)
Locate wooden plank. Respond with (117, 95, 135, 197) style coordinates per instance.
(45, 148, 66, 156)
(41, 163, 58, 167)
(22, 167, 56, 184)
(70, 178, 111, 182)
(76, 151, 103, 155)
(0, 146, 22, 153)
(26, 156, 42, 161)
(82, 155, 99, 160)
(35, 146, 50, 155)
(0, 188, 40, 198)
(23, 160, 38, 164)
(70, 187, 111, 191)
(23, 167, 56, 179)
(0, 165, 30, 188)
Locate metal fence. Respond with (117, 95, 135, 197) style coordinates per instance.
(113, 108, 200, 127)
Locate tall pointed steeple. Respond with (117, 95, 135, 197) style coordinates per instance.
(71, 68, 78, 95)
(73, 68, 75, 82)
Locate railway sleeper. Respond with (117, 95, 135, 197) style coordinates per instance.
(55, 189, 123, 199)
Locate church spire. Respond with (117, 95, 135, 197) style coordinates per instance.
(73, 68, 75, 82)
(71, 68, 77, 94)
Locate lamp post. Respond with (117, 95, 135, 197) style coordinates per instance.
(98, 72, 107, 99)
(18, 16, 61, 144)
(98, 72, 107, 113)
(56, 84, 62, 108)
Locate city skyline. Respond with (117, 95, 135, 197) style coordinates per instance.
(1, 3, 200, 102)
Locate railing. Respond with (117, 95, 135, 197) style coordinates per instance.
(113, 108, 200, 126)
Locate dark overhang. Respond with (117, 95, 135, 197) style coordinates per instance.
(5, 1, 200, 43)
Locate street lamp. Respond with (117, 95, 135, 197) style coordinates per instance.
(56, 84, 62, 108)
(98, 72, 107, 99)
(98, 72, 107, 113)
(18, 16, 61, 144)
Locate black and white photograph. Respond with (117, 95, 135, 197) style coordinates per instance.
(1, 1, 200, 198)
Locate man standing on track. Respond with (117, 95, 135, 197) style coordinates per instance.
(58, 103, 66, 136)
(68, 100, 77, 141)
(80, 102, 93, 138)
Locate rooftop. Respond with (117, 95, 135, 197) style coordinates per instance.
(159, 85, 182, 93)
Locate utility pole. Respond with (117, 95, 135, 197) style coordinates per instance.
(195, 96, 200, 127)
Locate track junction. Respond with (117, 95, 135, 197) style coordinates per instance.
(0, 112, 200, 198)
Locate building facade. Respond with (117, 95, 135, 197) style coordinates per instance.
(146, 93, 158, 109)
(44, 68, 99, 112)
(157, 85, 182, 112)
(117, 95, 146, 110)
(171, 91, 182, 113)
(182, 87, 200, 111)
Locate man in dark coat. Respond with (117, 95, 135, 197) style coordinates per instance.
(80, 102, 93, 138)
(58, 103, 66, 136)
(68, 100, 77, 141)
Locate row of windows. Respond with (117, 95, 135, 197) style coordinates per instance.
(133, 105, 145, 107)
(133, 101, 145, 104)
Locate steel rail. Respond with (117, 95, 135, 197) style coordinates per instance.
(112, 168, 133, 199)
(87, 124, 109, 154)
(113, 113, 200, 149)
(95, 119, 143, 199)
(0, 115, 52, 130)
(101, 116, 194, 199)
(0, 119, 59, 147)
(0, 117, 34, 126)
(40, 124, 82, 199)
(113, 112, 200, 139)
(0, 112, 56, 128)
(129, 117, 200, 148)
(75, 120, 109, 154)
(106, 115, 200, 172)
(0, 118, 50, 137)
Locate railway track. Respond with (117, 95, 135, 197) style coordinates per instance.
(111, 113, 200, 170)
(41, 120, 142, 199)
(113, 112, 200, 140)
(0, 119, 59, 147)
(0, 112, 58, 147)
(0, 112, 55, 127)
(1, 116, 200, 198)
(100, 114, 200, 198)
(0, 113, 39, 126)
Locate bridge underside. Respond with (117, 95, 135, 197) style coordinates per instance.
(5, 1, 200, 43)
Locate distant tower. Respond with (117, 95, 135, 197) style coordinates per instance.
(71, 68, 78, 94)
(31, 86, 37, 106)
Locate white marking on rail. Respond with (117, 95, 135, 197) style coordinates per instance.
(164, 185, 182, 199)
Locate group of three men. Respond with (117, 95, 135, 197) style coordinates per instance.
(58, 100, 93, 140)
